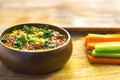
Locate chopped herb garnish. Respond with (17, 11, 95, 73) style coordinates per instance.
(44, 24, 49, 30)
(39, 26, 53, 38)
(17, 36, 27, 43)
(44, 41, 55, 47)
(43, 31, 53, 38)
(13, 28, 17, 32)
(0, 38, 8, 43)
(23, 25, 34, 34)
(28, 39, 35, 44)
(13, 40, 22, 49)
(13, 36, 27, 49)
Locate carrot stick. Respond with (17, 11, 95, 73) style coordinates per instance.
(86, 43, 96, 50)
(87, 54, 120, 64)
(85, 34, 120, 50)
(86, 34, 120, 45)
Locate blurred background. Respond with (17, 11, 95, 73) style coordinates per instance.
(0, 0, 120, 28)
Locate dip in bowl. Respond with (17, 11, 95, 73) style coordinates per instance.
(0, 23, 72, 74)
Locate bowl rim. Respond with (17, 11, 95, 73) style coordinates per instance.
(0, 23, 71, 53)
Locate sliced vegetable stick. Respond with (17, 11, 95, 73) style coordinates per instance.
(85, 34, 120, 48)
(86, 43, 95, 50)
(86, 42, 120, 50)
(86, 51, 92, 54)
(86, 36, 120, 45)
(92, 50, 120, 57)
(95, 42, 120, 52)
(87, 54, 120, 64)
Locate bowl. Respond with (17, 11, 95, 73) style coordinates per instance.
(0, 23, 72, 74)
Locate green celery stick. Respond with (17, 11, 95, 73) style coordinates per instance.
(92, 50, 120, 57)
(86, 51, 92, 54)
(95, 42, 120, 53)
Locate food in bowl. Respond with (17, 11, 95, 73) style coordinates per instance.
(0, 23, 72, 74)
(1, 25, 66, 51)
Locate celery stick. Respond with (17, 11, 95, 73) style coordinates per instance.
(95, 42, 120, 52)
(92, 50, 120, 57)
(86, 51, 92, 54)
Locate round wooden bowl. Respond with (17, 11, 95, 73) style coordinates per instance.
(0, 23, 72, 74)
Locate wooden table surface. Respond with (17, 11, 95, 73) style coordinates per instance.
(1, 0, 120, 80)
(1, 0, 120, 28)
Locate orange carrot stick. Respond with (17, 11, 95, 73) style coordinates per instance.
(86, 43, 95, 50)
(85, 34, 120, 50)
(87, 54, 120, 64)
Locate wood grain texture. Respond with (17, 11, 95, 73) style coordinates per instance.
(0, 0, 120, 27)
